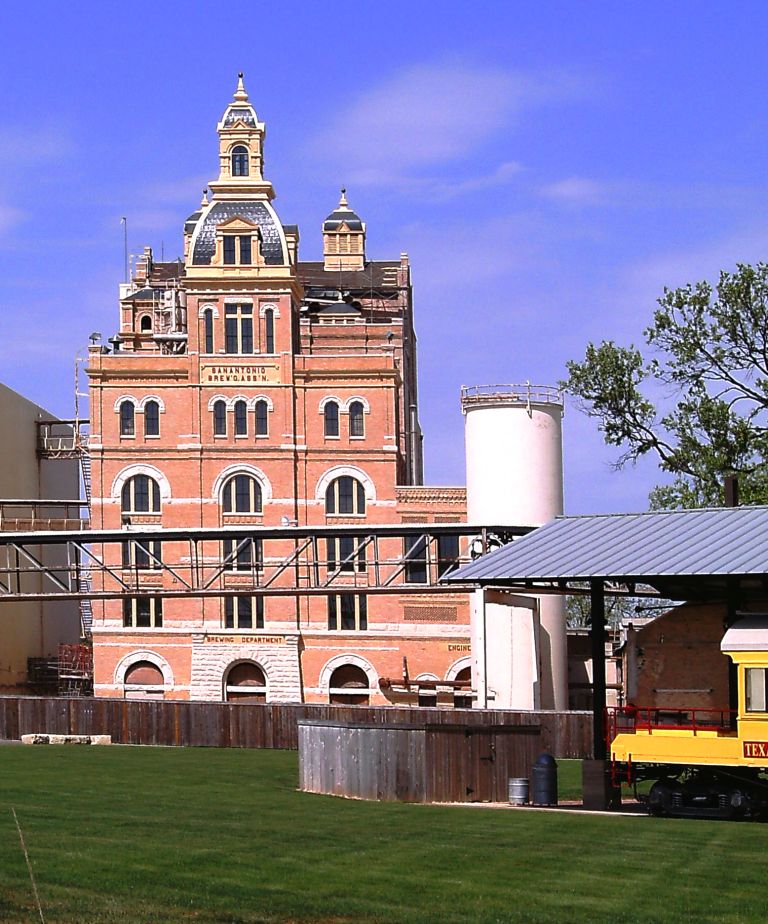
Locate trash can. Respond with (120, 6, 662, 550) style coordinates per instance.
(531, 753, 558, 806)
(508, 777, 529, 805)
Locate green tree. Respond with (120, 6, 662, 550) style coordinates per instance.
(564, 262, 768, 508)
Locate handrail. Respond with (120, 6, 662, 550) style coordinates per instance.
(606, 705, 737, 750)
(460, 383, 563, 407)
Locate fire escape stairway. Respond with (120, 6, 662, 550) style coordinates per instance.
(80, 451, 92, 506)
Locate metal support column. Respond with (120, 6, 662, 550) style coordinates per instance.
(590, 578, 607, 760)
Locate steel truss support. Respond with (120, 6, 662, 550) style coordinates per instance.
(0, 523, 529, 603)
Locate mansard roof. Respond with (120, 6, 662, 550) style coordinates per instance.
(190, 201, 285, 266)
(323, 208, 364, 231)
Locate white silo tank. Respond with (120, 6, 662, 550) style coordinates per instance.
(461, 384, 568, 711)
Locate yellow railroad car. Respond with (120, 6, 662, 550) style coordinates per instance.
(609, 616, 768, 819)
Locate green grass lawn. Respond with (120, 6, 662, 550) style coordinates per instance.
(0, 746, 765, 924)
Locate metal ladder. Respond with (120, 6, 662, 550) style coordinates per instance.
(78, 446, 93, 636)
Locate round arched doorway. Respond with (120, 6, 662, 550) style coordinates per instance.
(328, 664, 370, 705)
(224, 662, 267, 703)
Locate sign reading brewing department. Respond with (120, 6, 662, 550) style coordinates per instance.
(205, 635, 286, 645)
(202, 363, 280, 384)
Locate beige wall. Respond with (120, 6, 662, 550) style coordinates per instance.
(0, 383, 81, 689)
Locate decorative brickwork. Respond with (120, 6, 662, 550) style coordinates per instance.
(404, 606, 459, 623)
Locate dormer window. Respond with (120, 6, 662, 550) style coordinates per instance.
(231, 145, 249, 177)
(223, 234, 253, 266)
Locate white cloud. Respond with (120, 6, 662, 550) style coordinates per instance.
(0, 204, 25, 236)
(540, 176, 607, 205)
(0, 124, 75, 165)
(345, 160, 523, 201)
(314, 61, 584, 186)
(142, 175, 211, 205)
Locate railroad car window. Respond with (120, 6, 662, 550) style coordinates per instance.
(746, 668, 768, 712)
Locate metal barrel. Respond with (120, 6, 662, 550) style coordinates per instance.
(508, 777, 529, 805)
(531, 752, 558, 806)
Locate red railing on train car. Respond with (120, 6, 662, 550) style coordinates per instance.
(605, 705, 737, 751)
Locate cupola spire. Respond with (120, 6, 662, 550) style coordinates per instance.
(234, 72, 249, 103)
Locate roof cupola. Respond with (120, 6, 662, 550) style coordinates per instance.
(208, 73, 274, 201)
(323, 189, 366, 271)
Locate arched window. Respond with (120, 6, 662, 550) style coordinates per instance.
(222, 474, 262, 514)
(231, 145, 249, 177)
(349, 400, 365, 438)
(265, 308, 275, 353)
(224, 661, 267, 702)
(203, 308, 214, 353)
(328, 663, 370, 704)
(120, 401, 135, 437)
(453, 666, 473, 709)
(255, 399, 269, 436)
(144, 400, 160, 437)
(325, 476, 365, 515)
(140, 315, 152, 333)
(213, 400, 227, 436)
(234, 399, 248, 436)
(324, 401, 340, 438)
(121, 474, 161, 513)
(124, 660, 165, 699)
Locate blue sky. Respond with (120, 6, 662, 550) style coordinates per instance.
(2, 2, 768, 514)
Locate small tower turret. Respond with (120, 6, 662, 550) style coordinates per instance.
(208, 73, 274, 200)
(323, 189, 366, 271)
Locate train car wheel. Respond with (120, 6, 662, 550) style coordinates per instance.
(647, 779, 674, 816)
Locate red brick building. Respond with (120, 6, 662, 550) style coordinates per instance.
(87, 76, 471, 703)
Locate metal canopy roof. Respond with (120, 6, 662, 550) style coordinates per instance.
(445, 505, 768, 600)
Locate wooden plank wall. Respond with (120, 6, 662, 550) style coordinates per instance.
(299, 723, 428, 802)
(0, 697, 593, 757)
(299, 721, 544, 803)
(424, 725, 542, 803)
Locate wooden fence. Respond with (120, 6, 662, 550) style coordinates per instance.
(0, 696, 593, 758)
(299, 720, 544, 802)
